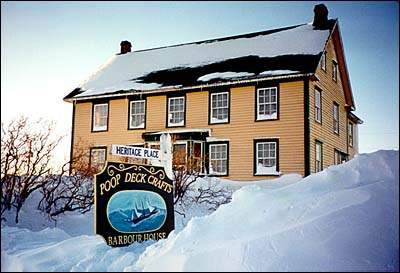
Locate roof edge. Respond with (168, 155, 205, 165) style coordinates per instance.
(64, 73, 311, 103)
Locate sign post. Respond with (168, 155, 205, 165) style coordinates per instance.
(94, 161, 174, 247)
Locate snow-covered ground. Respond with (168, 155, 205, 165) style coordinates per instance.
(1, 150, 399, 272)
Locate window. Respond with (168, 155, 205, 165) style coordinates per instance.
(90, 147, 106, 171)
(334, 149, 341, 165)
(168, 96, 185, 127)
(315, 89, 322, 123)
(192, 141, 204, 173)
(334, 149, 348, 165)
(320, 51, 327, 71)
(173, 143, 187, 169)
(209, 143, 228, 175)
(254, 139, 279, 175)
(333, 103, 339, 134)
(315, 141, 323, 172)
(348, 122, 354, 147)
(92, 103, 108, 131)
(256, 87, 278, 120)
(129, 100, 145, 129)
(210, 92, 229, 124)
(332, 60, 338, 82)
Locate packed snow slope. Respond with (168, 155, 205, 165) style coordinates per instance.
(136, 150, 399, 272)
(1, 150, 399, 272)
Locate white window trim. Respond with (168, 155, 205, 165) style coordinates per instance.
(348, 122, 354, 147)
(333, 103, 339, 134)
(321, 51, 327, 71)
(168, 96, 185, 127)
(315, 89, 322, 123)
(210, 92, 229, 124)
(332, 60, 338, 82)
(256, 87, 278, 121)
(255, 141, 280, 175)
(315, 142, 323, 172)
(129, 100, 146, 129)
(93, 103, 108, 132)
(208, 143, 228, 176)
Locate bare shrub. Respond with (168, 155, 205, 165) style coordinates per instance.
(37, 140, 96, 222)
(1, 117, 62, 223)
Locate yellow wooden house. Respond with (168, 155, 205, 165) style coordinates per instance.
(64, 4, 362, 181)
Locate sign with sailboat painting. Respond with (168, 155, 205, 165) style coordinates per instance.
(94, 161, 174, 247)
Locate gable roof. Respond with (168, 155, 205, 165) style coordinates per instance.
(64, 20, 338, 101)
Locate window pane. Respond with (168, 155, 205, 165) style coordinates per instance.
(257, 88, 278, 120)
(91, 148, 106, 171)
(209, 144, 227, 175)
(93, 104, 108, 130)
(256, 141, 277, 174)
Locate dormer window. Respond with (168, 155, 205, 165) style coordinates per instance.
(332, 60, 338, 82)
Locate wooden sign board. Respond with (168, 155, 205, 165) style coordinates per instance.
(94, 161, 174, 247)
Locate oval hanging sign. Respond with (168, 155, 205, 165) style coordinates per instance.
(94, 161, 174, 247)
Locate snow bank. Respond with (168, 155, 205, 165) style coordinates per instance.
(136, 150, 399, 272)
(1, 150, 398, 272)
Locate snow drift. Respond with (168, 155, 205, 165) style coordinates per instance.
(1, 150, 399, 272)
(136, 150, 399, 271)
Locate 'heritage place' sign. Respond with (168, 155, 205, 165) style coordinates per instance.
(94, 161, 174, 247)
(111, 144, 160, 161)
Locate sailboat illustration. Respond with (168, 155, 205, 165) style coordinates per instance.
(127, 198, 159, 225)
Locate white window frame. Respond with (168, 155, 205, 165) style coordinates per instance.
(348, 122, 354, 147)
(256, 87, 278, 121)
(168, 96, 185, 127)
(209, 143, 228, 176)
(315, 141, 323, 172)
(332, 60, 338, 82)
(92, 103, 108, 131)
(255, 140, 279, 175)
(129, 100, 146, 129)
(90, 147, 106, 170)
(315, 89, 322, 123)
(333, 103, 339, 134)
(321, 51, 327, 71)
(210, 92, 229, 124)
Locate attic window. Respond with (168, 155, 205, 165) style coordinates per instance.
(320, 51, 327, 71)
(332, 60, 338, 82)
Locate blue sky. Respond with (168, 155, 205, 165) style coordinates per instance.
(1, 1, 399, 165)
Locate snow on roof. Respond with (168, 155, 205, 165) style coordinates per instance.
(67, 22, 334, 100)
(197, 72, 255, 82)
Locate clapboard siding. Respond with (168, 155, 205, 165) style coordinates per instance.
(73, 80, 305, 181)
(309, 36, 350, 173)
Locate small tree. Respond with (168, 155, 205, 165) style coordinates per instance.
(1, 117, 62, 223)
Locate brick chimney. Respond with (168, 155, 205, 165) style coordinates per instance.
(312, 4, 329, 29)
(120, 40, 132, 54)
